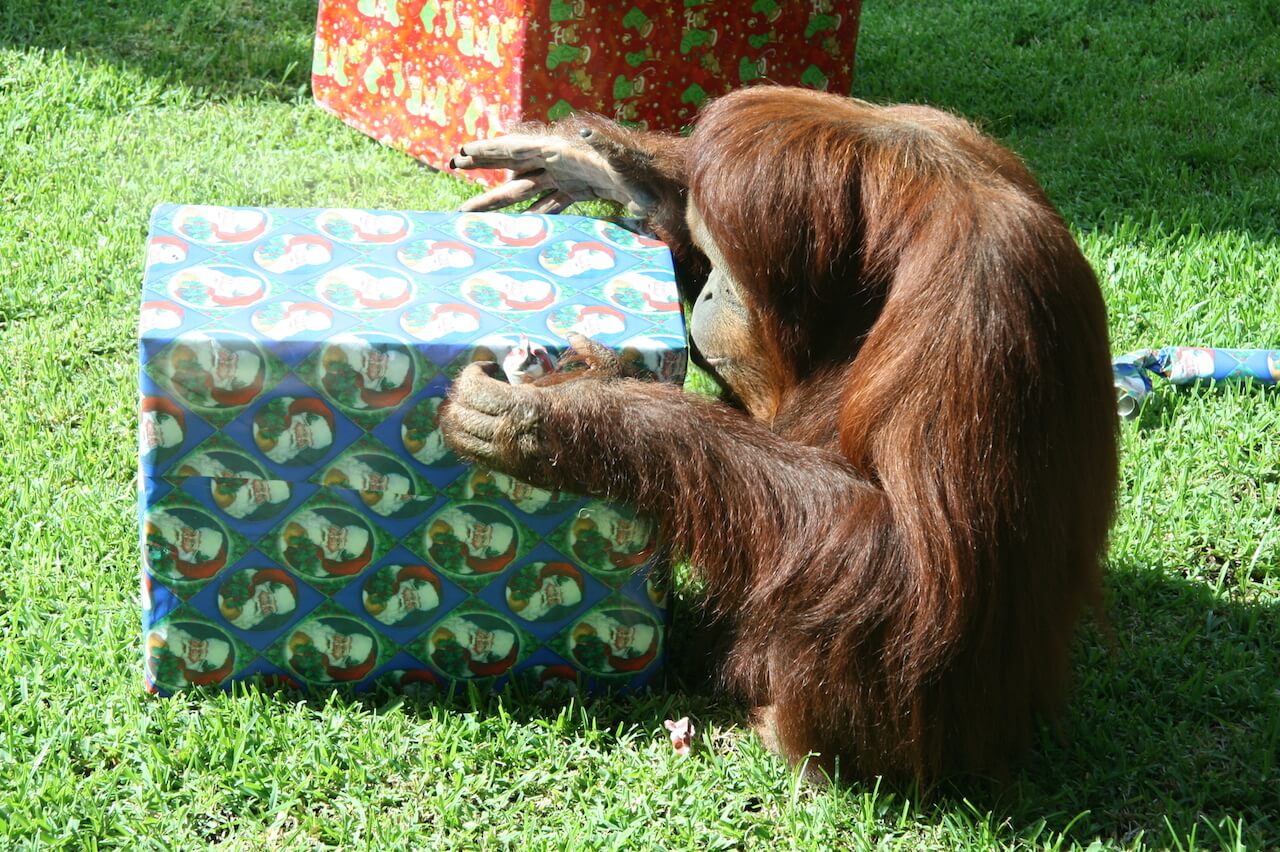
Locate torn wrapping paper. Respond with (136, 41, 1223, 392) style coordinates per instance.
(1113, 347, 1280, 417)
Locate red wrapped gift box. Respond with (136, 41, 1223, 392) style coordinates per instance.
(312, 0, 861, 185)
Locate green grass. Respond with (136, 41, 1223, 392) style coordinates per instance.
(2, 0, 1279, 847)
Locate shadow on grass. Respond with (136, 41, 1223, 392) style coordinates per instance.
(232, 562, 1279, 845)
(633, 566, 1278, 847)
(0, 0, 318, 101)
(988, 565, 1280, 846)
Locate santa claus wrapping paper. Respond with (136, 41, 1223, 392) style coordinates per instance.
(138, 204, 683, 696)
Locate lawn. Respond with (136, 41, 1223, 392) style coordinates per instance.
(1, 0, 1279, 848)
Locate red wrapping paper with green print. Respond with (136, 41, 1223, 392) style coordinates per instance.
(312, 0, 862, 185)
(138, 204, 683, 696)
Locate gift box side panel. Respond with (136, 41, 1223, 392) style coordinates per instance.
(140, 474, 676, 696)
(519, 0, 863, 129)
(140, 204, 683, 696)
(312, 0, 532, 184)
(311, 0, 862, 181)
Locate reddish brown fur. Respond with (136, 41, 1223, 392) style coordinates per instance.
(460, 87, 1118, 785)
(682, 89, 1117, 782)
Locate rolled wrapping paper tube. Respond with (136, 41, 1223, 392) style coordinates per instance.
(1112, 361, 1153, 419)
(1112, 347, 1280, 418)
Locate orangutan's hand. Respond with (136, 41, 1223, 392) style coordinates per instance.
(439, 362, 559, 483)
(450, 124, 657, 216)
(549, 332, 648, 382)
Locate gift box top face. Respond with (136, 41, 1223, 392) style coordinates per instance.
(140, 204, 683, 367)
(138, 204, 684, 696)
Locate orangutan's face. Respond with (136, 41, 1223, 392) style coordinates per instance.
(686, 200, 774, 417)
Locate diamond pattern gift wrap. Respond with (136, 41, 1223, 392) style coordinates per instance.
(138, 204, 685, 696)
(312, 0, 862, 184)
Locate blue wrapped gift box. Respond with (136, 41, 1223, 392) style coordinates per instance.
(138, 204, 685, 696)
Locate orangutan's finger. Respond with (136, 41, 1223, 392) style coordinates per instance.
(458, 171, 556, 213)
(565, 331, 627, 376)
(449, 362, 524, 416)
(443, 403, 500, 441)
(526, 191, 576, 215)
(450, 135, 556, 170)
(441, 426, 500, 466)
